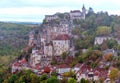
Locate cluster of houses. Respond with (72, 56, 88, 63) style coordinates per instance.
(12, 58, 115, 83)
(94, 36, 120, 57)
(28, 31, 71, 66)
(12, 30, 120, 83)
(11, 5, 120, 82)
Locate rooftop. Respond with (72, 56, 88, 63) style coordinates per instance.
(54, 34, 70, 40)
(70, 10, 81, 13)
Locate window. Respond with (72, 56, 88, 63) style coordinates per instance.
(58, 41, 60, 44)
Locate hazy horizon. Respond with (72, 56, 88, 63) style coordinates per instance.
(0, 0, 120, 22)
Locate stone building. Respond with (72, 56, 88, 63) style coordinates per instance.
(53, 34, 70, 56)
(70, 5, 86, 20)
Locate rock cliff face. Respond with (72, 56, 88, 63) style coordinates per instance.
(29, 8, 86, 48)
(26, 7, 86, 66)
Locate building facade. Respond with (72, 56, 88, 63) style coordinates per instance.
(53, 34, 70, 56)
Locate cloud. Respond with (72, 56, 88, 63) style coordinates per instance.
(0, 7, 73, 22)
(0, 0, 120, 22)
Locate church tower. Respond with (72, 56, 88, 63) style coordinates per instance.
(82, 4, 86, 19)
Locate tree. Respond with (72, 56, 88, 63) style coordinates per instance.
(68, 78, 76, 83)
(78, 57, 83, 63)
(113, 23, 120, 37)
(46, 76, 59, 83)
(60, 77, 68, 83)
(96, 26, 112, 36)
(8, 74, 18, 83)
(63, 70, 75, 77)
(104, 53, 113, 61)
(14, 76, 25, 83)
(51, 71, 57, 77)
(87, 7, 94, 17)
(30, 73, 40, 83)
(109, 68, 119, 82)
(50, 60, 56, 65)
(73, 19, 81, 25)
(106, 39, 117, 49)
(57, 13, 65, 19)
(40, 73, 47, 81)
(95, 12, 110, 26)
(61, 52, 67, 60)
(117, 45, 120, 50)
(72, 27, 81, 35)
(90, 62, 97, 68)
(80, 78, 86, 83)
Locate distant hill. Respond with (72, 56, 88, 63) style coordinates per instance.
(5, 21, 41, 25)
(0, 22, 34, 56)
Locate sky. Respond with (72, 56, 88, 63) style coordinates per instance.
(0, 0, 120, 22)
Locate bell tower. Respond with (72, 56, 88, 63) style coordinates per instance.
(82, 4, 86, 19)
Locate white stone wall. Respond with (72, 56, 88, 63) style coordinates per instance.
(70, 11, 83, 20)
(28, 34, 34, 46)
(41, 37, 46, 45)
(30, 53, 41, 66)
(44, 45, 53, 56)
(45, 15, 59, 22)
(94, 37, 111, 45)
(53, 40, 70, 56)
(58, 68, 71, 74)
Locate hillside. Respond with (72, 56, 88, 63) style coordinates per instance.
(0, 22, 34, 56)
(0, 7, 120, 83)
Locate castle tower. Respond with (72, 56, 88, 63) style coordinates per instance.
(82, 4, 86, 19)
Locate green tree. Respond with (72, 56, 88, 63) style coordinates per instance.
(46, 76, 59, 83)
(60, 77, 68, 83)
(61, 52, 67, 60)
(87, 7, 94, 17)
(72, 27, 81, 35)
(8, 74, 18, 83)
(117, 45, 120, 50)
(95, 12, 110, 26)
(58, 13, 65, 19)
(15, 76, 25, 83)
(113, 23, 120, 37)
(80, 78, 86, 83)
(90, 62, 97, 68)
(30, 73, 40, 83)
(51, 71, 57, 77)
(106, 39, 117, 49)
(40, 73, 47, 81)
(78, 57, 83, 63)
(96, 26, 111, 36)
(68, 78, 76, 83)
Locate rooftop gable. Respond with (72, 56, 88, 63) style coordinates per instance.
(54, 34, 70, 40)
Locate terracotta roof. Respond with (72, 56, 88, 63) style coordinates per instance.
(35, 65, 40, 70)
(45, 42, 53, 46)
(74, 63, 82, 68)
(58, 64, 71, 68)
(44, 67, 51, 73)
(19, 58, 27, 63)
(94, 68, 108, 78)
(94, 71, 100, 76)
(13, 62, 21, 66)
(54, 34, 70, 40)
